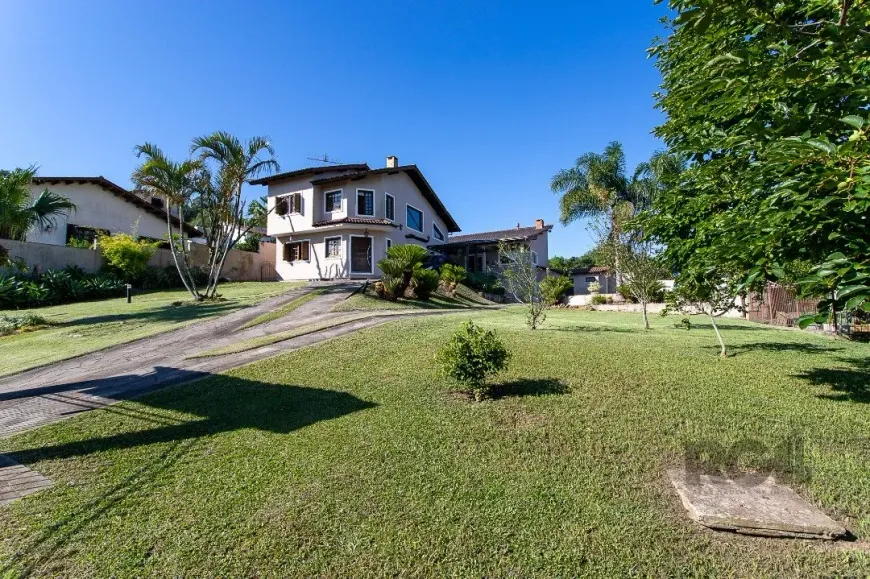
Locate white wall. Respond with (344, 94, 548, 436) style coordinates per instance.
(266, 170, 450, 244)
(25, 183, 169, 245)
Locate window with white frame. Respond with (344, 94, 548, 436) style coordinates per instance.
(324, 190, 342, 213)
(357, 189, 374, 216)
(432, 222, 445, 242)
(406, 205, 423, 232)
(531, 251, 538, 265)
(386, 238, 393, 252)
(324, 236, 341, 259)
(585, 276, 597, 283)
(385, 193, 395, 221)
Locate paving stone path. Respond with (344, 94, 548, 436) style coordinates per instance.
(0, 282, 451, 439)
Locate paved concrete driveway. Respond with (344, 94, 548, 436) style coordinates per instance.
(0, 283, 444, 437)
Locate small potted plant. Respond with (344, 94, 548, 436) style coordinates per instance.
(587, 281, 601, 295)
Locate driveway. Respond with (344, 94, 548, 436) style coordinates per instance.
(0, 283, 452, 437)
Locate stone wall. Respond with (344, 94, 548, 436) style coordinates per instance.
(1, 239, 276, 282)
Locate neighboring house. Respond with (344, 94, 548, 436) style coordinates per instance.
(252, 157, 461, 280)
(432, 220, 552, 274)
(24, 176, 197, 246)
(568, 266, 617, 295)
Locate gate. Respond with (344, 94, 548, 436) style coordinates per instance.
(260, 262, 277, 282)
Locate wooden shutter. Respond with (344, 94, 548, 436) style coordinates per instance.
(292, 193, 302, 214)
(300, 241, 310, 261)
(283, 243, 291, 261)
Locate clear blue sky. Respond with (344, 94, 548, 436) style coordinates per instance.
(0, 1, 668, 258)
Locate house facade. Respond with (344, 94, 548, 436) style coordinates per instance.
(569, 266, 617, 295)
(23, 176, 194, 246)
(432, 220, 552, 275)
(254, 157, 461, 280)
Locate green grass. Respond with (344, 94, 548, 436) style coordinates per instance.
(332, 282, 494, 312)
(0, 282, 300, 377)
(238, 288, 323, 329)
(1, 309, 869, 576)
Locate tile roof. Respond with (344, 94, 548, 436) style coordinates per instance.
(432, 224, 552, 249)
(309, 165, 460, 233)
(312, 217, 398, 228)
(32, 176, 201, 236)
(249, 164, 370, 186)
(570, 266, 610, 275)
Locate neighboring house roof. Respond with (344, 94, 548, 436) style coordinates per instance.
(308, 165, 461, 233)
(312, 217, 398, 228)
(248, 164, 370, 186)
(570, 266, 610, 275)
(32, 176, 201, 236)
(432, 223, 552, 250)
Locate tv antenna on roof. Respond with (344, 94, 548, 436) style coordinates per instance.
(306, 153, 342, 165)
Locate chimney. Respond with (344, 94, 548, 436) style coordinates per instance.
(386, 155, 398, 168)
(535, 218, 545, 230)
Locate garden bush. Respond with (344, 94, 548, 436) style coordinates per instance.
(0, 267, 125, 309)
(590, 294, 608, 305)
(98, 233, 159, 283)
(436, 321, 510, 401)
(439, 263, 466, 296)
(587, 281, 601, 293)
(465, 271, 504, 296)
(0, 312, 50, 336)
(412, 269, 440, 300)
(540, 275, 574, 305)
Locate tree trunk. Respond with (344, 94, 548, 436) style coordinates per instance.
(709, 312, 726, 357)
(165, 210, 197, 299)
(642, 299, 650, 330)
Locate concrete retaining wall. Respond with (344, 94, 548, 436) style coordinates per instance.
(1, 239, 276, 282)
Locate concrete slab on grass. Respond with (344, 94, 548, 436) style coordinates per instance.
(668, 469, 846, 540)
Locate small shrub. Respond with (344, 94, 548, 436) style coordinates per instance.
(412, 269, 440, 300)
(436, 321, 511, 401)
(99, 233, 159, 283)
(540, 275, 574, 305)
(439, 263, 466, 296)
(380, 276, 402, 301)
(590, 294, 608, 305)
(616, 284, 636, 303)
(587, 281, 601, 293)
(675, 317, 692, 330)
(0, 312, 50, 336)
(67, 237, 93, 249)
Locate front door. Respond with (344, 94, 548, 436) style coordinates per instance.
(350, 236, 373, 274)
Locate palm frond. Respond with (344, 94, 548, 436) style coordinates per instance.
(26, 189, 77, 232)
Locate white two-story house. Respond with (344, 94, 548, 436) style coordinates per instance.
(252, 157, 461, 281)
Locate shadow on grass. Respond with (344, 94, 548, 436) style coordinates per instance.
(0, 367, 376, 576)
(718, 342, 844, 357)
(795, 362, 870, 404)
(544, 324, 636, 334)
(59, 301, 239, 328)
(492, 378, 570, 399)
(7, 368, 377, 464)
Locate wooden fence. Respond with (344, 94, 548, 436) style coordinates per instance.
(746, 282, 818, 326)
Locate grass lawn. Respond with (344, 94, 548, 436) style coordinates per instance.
(332, 282, 495, 312)
(238, 288, 323, 329)
(1, 309, 869, 576)
(0, 282, 299, 377)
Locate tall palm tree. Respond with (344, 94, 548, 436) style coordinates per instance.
(550, 142, 646, 235)
(190, 132, 279, 296)
(0, 167, 77, 240)
(132, 144, 204, 298)
(551, 143, 682, 280)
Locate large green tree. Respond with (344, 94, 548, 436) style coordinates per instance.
(645, 0, 870, 321)
(0, 167, 77, 241)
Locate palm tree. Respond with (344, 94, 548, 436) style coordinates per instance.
(0, 167, 77, 240)
(190, 132, 279, 296)
(132, 144, 204, 298)
(551, 143, 681, 279)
